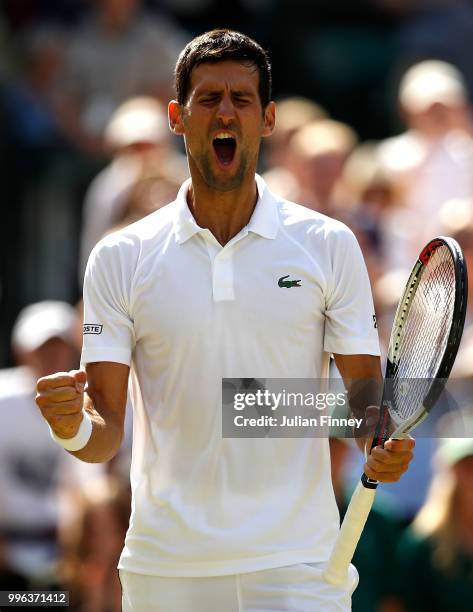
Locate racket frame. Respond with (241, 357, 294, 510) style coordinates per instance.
(362, 236, 467, 487)
(323, 236, 468, 584)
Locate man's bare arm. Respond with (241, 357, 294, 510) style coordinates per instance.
(333, 353, 383, 453)
(333, 353, 383, 382)
(36, 361, 129, 463)
(333, 353, 414, 483)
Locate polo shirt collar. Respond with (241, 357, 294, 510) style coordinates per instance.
(173, 178, 202, 244)
(173, 174, 280, 244)
(248, 174, 279, 239)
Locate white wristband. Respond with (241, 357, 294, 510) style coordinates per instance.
(50, 410, 93, 451)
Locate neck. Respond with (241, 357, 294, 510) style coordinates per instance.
(187, 171, 258, 246)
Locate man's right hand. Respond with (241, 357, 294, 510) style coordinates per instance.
(36, 369, 87, 439)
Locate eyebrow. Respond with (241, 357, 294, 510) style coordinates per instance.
(195, 81, 252, 95)
(232, 90, 255, 97)
(195, 87, 256, 98)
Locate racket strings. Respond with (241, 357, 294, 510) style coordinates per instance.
(390, 246, 455, 422)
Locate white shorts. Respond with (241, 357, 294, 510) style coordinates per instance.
(119, 563, 359, 611)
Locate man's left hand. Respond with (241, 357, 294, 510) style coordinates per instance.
(364, 438, 415, 483)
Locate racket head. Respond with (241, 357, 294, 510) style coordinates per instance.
(329, 237, 467, 583)
(373, 236, 468, 447)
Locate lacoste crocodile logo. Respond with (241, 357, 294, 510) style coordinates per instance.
(278, 275, 302, 288)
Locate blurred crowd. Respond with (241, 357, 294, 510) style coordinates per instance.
(2, 1, 473, 611)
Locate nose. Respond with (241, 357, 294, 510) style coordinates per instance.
(216, 94, 236, 125)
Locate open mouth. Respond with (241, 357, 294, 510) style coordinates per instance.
(212, 133, 237, 166)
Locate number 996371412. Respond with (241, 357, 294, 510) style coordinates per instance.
(0, 591, 69, 607)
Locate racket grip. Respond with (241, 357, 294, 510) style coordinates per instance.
(323, 480, 377, 585)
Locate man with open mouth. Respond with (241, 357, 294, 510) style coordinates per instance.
(35, 29, 414, 611)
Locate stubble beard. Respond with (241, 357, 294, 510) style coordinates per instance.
(200, 156, 246, 192)
(195, 147, 256, 192)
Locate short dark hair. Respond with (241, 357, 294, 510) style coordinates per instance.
(174, 29, 272, 109)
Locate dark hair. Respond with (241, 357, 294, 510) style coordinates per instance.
(174, 29, 272, 109)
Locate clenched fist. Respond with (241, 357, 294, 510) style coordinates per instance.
(36, 369, 87, 439)
(364, 438, 415, 483)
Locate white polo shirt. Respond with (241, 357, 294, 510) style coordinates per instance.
(81, 174, 379, 577)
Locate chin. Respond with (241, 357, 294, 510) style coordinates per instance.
(202, 161, 247, 192)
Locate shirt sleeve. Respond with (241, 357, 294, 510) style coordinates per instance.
(323, 227, 380, 356)
(81, 236, 135, 366)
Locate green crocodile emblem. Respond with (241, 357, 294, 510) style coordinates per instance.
(278, 275, 302, 288)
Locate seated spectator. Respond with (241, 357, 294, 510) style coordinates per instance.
(59, 0, 187, 155)
(262, 96, 328, 201)
(0, 301, 81, 588)
(79, 95, 187, 281)
(339, 141, 421, 282)
(262, 96, 328, 170)
(59, 474, 131, 612)
(436, 206, 473, 330)
(286, 119, 358, 214)
(378, 60, 473, 267)
(392, 436, 473, 612)
(3, 25, 67, 151)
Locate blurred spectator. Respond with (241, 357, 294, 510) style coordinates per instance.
(372, 268, 410, 351)
(337, 142, 384, 281)
(0, 301, 80, 588)
(1, 24, 103, 313)
(340, 142, 418, 278)
(285, 119, 358, 213)
(392, 436, 473, 611)
(0, 24, 76, 319)
(436, 206, 473, 330)
(3, 25, 67, 151)
(330, 438, 402, 612)
(386, 0, 473, 105)
(59, 0, 187, 156)
(398, 60, 472, 135)
(79, 96, 187, 280)
(261, 96, 328, 201)
(263, 96, 328, 169)
(110, 168, 183, 230)
(378, 60, 473, 266)
(59, 474, 130, 612)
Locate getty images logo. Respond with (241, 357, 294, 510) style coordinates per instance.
(83, 323, 103, 335)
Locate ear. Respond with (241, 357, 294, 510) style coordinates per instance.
(262, 101, 276, 138)
(168, 100, 185, 135)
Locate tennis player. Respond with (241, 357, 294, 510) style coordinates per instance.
(35, 30, 414, 611)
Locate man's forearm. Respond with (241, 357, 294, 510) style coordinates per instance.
(69, 394, 123, 463)
(333, 354, 383, 456)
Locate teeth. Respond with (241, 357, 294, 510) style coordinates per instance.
(214, 133, 234, 140)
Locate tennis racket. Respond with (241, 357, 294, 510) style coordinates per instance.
(323, 236, 468, 585)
